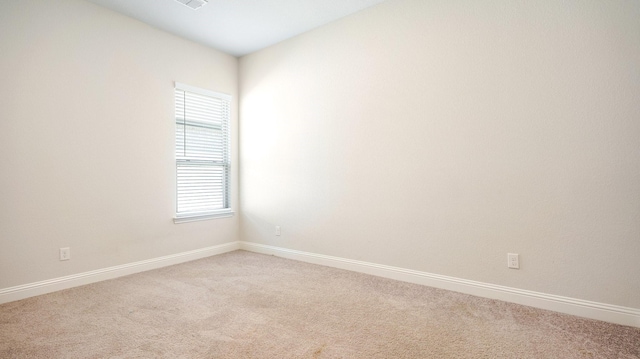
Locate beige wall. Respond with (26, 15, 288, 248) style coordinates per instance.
(0, 0, 238, 288)
(239, 0, 640, 308)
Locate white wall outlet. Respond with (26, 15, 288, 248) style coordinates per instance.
(507, 253, 519, 269)
(60, 247, 71, 261)
(275, 226, 281, 236)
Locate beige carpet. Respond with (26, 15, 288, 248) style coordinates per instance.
(0, 250, 638, 358)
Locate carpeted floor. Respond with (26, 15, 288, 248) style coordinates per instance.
(0, 250, 638, 358)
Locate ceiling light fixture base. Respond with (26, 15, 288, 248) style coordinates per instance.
(175, 0, 208, 10)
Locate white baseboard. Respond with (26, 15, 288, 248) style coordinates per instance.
(3, 240, 637, 328)
(240, 241, 640, 328)
(0, 241, 241, 305)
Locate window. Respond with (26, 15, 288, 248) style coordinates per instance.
(174, 82, 232, 223)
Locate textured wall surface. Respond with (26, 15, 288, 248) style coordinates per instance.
(0, 0, 239, 288)
(240, 0, 640, 308)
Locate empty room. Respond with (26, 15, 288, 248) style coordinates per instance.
(1, 0, 639, 357)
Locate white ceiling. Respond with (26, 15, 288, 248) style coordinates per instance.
(85, 0, 385, 57)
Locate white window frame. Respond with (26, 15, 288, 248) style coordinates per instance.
(173, 82, 233, 223)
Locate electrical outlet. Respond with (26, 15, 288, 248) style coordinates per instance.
(507, 253, 519, 269)
(275, 226, 281, 236)
(60, 247, 71, 261)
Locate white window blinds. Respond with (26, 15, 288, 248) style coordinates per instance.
(175, 83, 231, 220)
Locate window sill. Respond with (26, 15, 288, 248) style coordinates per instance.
(173, 210, 235, 224)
